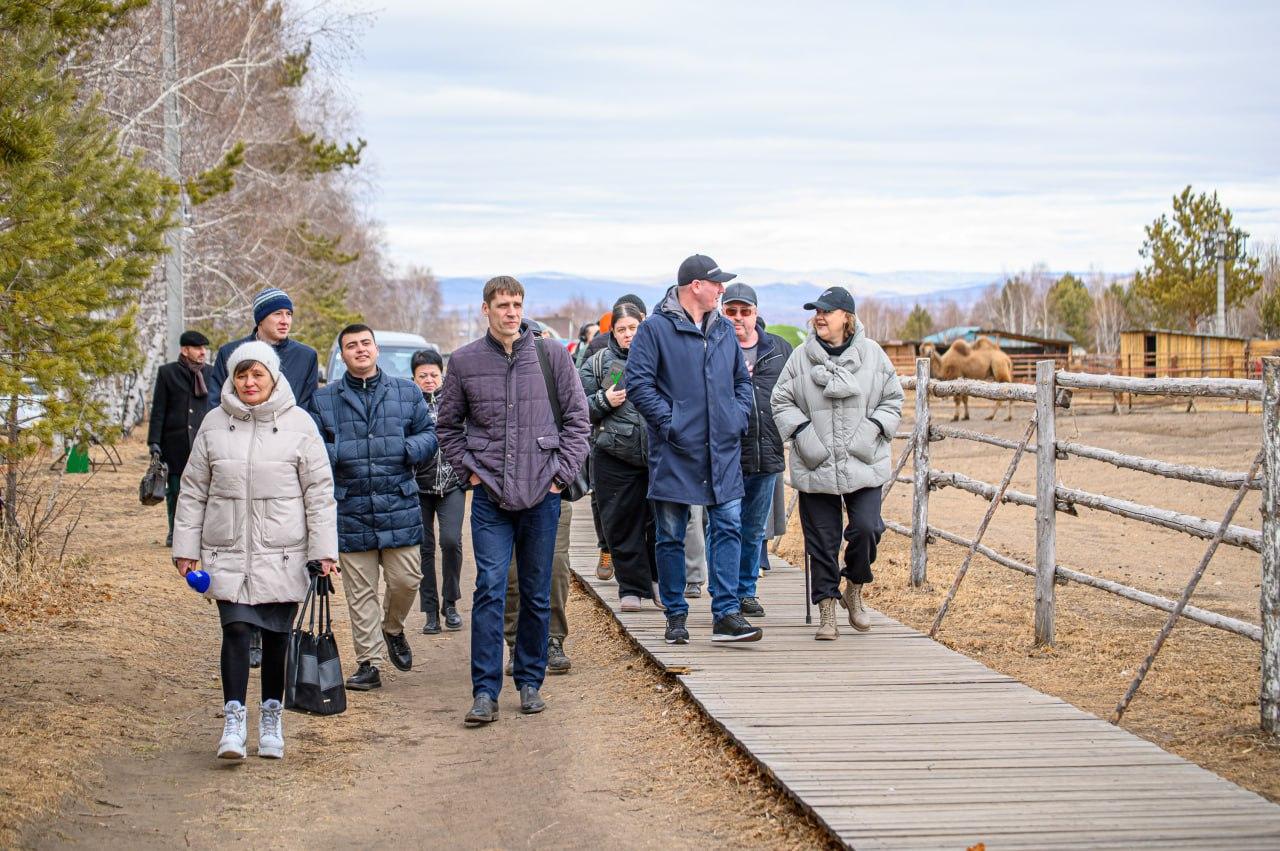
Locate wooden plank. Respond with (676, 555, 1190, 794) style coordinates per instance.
(565, 505, 1280, 848)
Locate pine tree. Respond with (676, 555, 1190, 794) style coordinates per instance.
(1047, 274, 1093, 347)
(0, 4, 172, 538)
(1132, 186, 1261, 330)
(900, 304, 934, 341)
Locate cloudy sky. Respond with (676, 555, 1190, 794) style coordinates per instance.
(345, 1, 1280, 280)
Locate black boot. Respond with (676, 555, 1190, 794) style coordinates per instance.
(422, 611, 441, 635)
(345, 661, 381, 691)
(443, 604, 463, 631)
(384, 630, 413, 671)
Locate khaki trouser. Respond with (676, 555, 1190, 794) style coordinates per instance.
(340, 546, 423, 667)
(506, 500, 571, 645)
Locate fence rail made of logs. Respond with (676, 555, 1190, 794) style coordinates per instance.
(777, 357, 1280, 736)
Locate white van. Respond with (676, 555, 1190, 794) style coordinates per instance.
(325, 330, 439, 382)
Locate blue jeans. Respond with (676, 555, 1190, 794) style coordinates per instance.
(736, 472, 778, 600)
(470, 487, 561, 699)
(653, 499, 742, 621)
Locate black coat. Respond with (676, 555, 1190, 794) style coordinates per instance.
(580, 335, 648, 468)
(741, 321, 793, 476)
(147, 361, 214, 474)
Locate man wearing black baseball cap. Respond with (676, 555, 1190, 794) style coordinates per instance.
(626, 254, 762, 645)
(720, 283, 792, 619)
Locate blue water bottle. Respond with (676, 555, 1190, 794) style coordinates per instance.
(186, 569, 210, 593)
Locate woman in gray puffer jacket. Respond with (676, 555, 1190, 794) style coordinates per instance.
(173, 340, 338, 761)
(771, 287, 903, 641)
(580, 302, 660, 610)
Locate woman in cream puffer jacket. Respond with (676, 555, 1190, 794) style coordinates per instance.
(172, 340, 337, 761)
(771, 287, 903, 641)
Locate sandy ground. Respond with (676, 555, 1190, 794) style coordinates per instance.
(779, 394, 1280, 802)
(3, 438, 834, 850)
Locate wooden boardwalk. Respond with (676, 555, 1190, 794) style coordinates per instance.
(567, 507, 1280, 850)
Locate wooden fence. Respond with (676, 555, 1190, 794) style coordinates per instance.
(880, 357, 1279, 735)
(889, 352, 1265, 382)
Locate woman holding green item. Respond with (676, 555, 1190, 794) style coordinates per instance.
(580, 302, 660, 611)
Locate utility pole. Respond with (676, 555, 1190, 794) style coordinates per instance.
(161, 0, 185, 361)
(1214, 218, 1228, 337)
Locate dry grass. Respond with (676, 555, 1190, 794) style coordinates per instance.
(778, 526, 1280, 802)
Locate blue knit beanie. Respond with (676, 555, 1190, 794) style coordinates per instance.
(252, 287, 294, 326)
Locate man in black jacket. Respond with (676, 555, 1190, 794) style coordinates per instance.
(207, 287, 320, 410)
(721, 284, 792, 618)
(148, 330, 214, 547)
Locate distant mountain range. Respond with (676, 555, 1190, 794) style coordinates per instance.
(437, 269, 1004, 325)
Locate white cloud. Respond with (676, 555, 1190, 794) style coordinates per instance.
(348, 1, 1280, 277)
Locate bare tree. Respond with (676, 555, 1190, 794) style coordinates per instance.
(76, 1, 385, 427)
(1090, 271, 1129, 355)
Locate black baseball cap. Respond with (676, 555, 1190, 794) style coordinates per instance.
(722, 283, 757, 306)
(803, 286, 856, 313)
(678, 254, 736, 287)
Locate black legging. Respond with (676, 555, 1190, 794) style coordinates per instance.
(221, 622, 287, 705)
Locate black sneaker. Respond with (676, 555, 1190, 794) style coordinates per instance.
(547, 637, 572, 674)
(713, 612, 763, 643)
(464, 693, 499, 726)
(519, 684, 545, 714)
(384, 630, 413, 672)
(740, 596, 765, 617)
(664, 614, 689, 645)
(345, 661, 382, 691)
(165, 532, 173, 548)
(422, 611, 441, 635)
(443, 604, 463, 631)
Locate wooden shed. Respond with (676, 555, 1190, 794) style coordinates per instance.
(1119, 329, 1248, 379)
(879, 339, 919, 373)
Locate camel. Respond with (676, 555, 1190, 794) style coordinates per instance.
(920, 336, 1015, 421)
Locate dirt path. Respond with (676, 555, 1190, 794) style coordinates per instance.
(9, 440, 833, 850)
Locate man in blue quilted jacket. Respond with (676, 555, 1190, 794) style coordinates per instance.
(309, 324, 436, 692)
(437, 276, 590, 726)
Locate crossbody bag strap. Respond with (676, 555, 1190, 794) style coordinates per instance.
(533, 338, 564, 431)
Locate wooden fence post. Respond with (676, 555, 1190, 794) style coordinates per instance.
(910, 357, 931, 587)
(1262, 357, 1280, 735)
(1035, 360, 1057, 646)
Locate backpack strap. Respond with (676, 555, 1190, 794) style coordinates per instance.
(533, 338, 564, 431)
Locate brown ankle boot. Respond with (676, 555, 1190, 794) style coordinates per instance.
(841, 583, 871, 632)
(816, 598, 838, 640)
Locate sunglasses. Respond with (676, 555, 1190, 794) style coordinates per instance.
(722, 305, 756, 317)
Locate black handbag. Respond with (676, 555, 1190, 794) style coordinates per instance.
(285, 572, 347, 715)
(534, 338, 590, 502)
(139, 453, 168, 506)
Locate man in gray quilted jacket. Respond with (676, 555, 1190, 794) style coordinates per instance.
(437, 276, 590, 726)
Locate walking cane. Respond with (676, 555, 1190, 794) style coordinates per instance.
(803, 547, 812, 625)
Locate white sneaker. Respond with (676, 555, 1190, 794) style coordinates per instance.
(620, 595, 642, 612)
(217, 701, 247, 760)
(258, 699, 284, 759)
